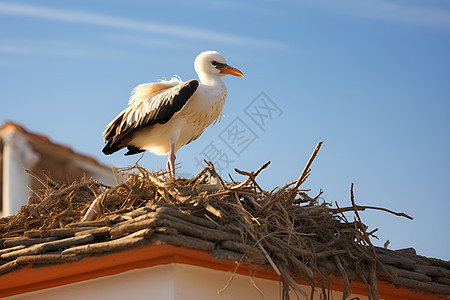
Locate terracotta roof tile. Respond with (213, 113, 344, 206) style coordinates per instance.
(0, 121, 104, 168)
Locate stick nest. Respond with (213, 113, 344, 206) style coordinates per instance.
(0, 147, 413, 299)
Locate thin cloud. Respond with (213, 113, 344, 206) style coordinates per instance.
(294, 0, 450, 29)
(0, 43, 92, 58)
(99, 34, 188, 49)
(0, 38, 145, 61)
(0, 45, 33, 55)
(0, 2, 291, 51)
(339, 0, 450, 29)
(169, 0, 286, 17)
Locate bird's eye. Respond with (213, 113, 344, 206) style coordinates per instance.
(211, 61, 218, 66)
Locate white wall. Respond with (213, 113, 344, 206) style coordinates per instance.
(6, 264, 174, 300)
(0, 130, 118, 217)
(4, 263, 370, 300)
(71, 157, 120, 187)
(2, 132, 39, 217)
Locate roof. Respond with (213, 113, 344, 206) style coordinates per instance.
(0, 162, 449, 299)
(0, 121, 108, 170)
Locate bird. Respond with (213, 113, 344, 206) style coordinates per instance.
(102, 50, 244, 176)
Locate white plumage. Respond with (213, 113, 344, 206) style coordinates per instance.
(102, 50, 244, 175)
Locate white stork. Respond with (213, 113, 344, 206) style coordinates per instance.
(102, 50, 244, 176)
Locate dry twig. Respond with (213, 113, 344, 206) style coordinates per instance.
(0, 143, 419, 300)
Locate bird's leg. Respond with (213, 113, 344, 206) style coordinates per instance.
(167, 143, 176, 177)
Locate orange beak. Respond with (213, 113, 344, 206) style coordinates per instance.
(218, 64, 244, 77)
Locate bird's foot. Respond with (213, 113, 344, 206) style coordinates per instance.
(166, 152, 176, 178)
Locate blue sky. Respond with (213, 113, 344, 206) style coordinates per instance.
(0, 1, 449, 260)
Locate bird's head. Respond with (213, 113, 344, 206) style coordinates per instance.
(194, 51, 244, 78)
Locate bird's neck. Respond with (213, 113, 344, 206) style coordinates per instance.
(198, 73, 224, 87)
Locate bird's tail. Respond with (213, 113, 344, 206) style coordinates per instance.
(102, 141, 117, 155)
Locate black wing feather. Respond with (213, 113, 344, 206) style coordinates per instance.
(103, 80, 199, 155)
(124, 146, 146, 156)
